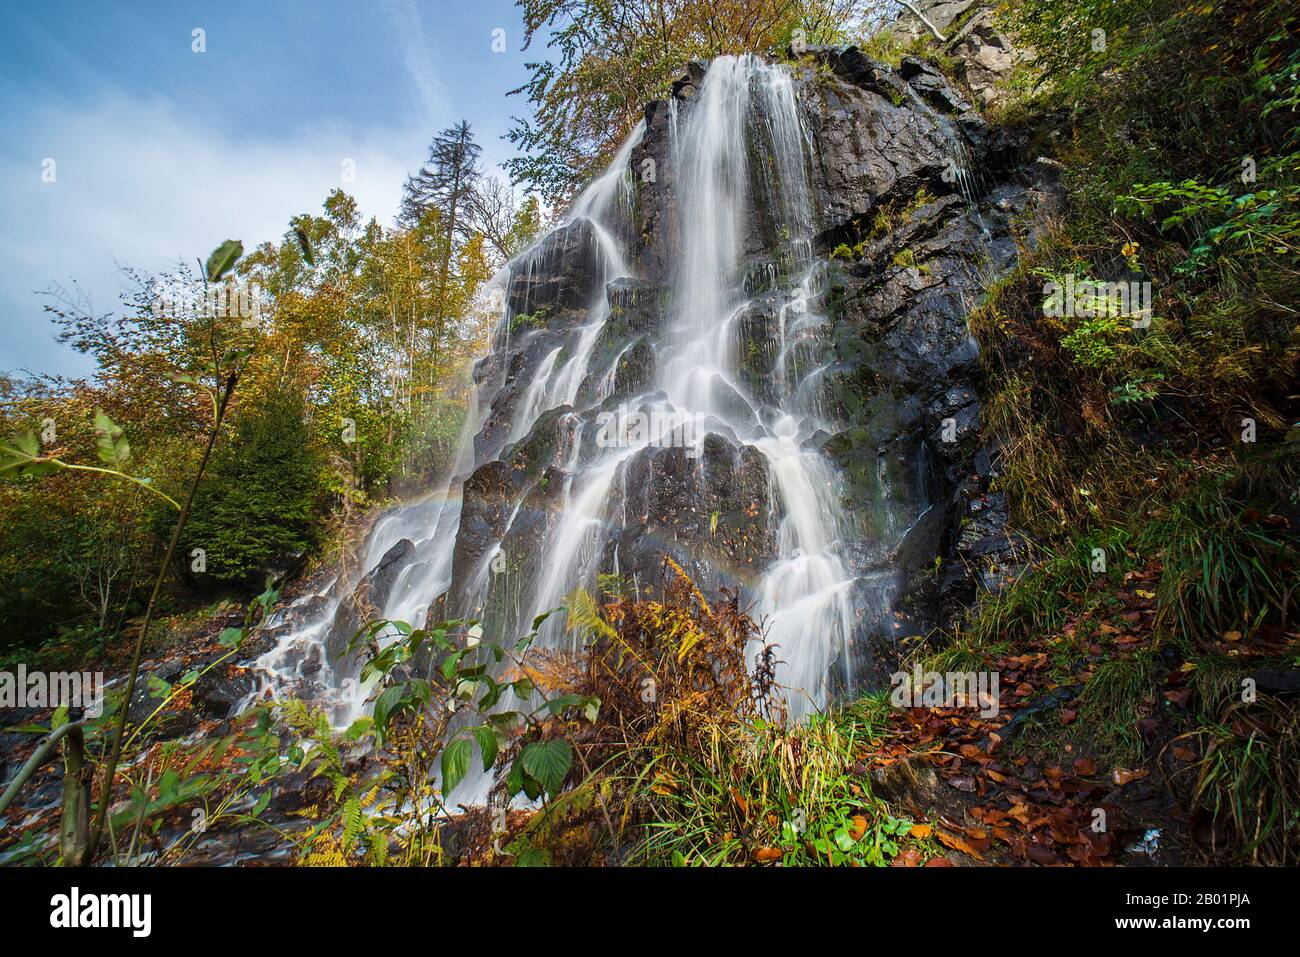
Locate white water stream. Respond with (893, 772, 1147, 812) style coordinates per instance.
(245, 56, 904, 790)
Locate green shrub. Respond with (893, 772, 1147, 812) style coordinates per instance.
(184, 389, 326, 585)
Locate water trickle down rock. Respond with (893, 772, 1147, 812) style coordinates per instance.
(248, 48, 1056, 749)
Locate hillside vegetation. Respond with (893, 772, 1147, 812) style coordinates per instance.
(1, 0, 1296, 867)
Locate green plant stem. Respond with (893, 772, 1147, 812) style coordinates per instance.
(82, 372, 238, 865)
(54, 463, 183, 510)
(120, 645, 238, 754)
(0, 721, 84, 816)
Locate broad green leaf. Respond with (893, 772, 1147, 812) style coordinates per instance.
(0, 454, 62, 478)
(515, 847, 550, 867)
(372, 684, 407, 737)
(488, 711, 521, 731)
(158, 769, 180, 803)
(14, 432, 38, 457)
(219, 347, 252, 370)
(205, 239, 243, 281)
(476, 675, 504, 711)
(344, 717, 374, 741)
(505, 759, 524, 796)
(441, 737, 472, 796)
(538, 693, 585, 717)
(519, 739, 571, 795)
(469, 725, 498, 771)
(441, 648, 467, 679)
(520, 771, 543, 802)
(93, 409, 131, 468)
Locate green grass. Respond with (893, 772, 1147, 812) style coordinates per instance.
(1076, 649, 1156, 765)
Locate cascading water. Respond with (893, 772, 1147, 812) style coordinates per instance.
(652, 56, 861, 716)
(247, 53, 924, 788)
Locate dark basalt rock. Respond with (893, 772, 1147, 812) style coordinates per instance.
(900, 56, 974, 115)
(190, 667, 257, 720)
(506, 217, 607, 318)
(324, 537, 416, 665)
(445, 49, 1053, 690)
(671, 61, 709, 100)
(575, 279, 666, 405)
(631, 100, 678, 280)
(449, 460, 520, 606)
(473, 330, 567, 462)
(617, 434, 776, 596)
(802, 56, 963, 250)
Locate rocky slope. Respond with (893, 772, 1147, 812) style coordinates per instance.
(437, 45, 1055, 699)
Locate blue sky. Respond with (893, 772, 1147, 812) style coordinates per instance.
(0, 0, 539, 377)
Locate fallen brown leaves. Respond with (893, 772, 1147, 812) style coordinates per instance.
(853, 561, 1180, 866)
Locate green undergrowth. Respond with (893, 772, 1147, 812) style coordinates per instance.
(926, 0, 1300, 861)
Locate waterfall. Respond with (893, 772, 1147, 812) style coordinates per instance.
(246, 53, 907, 765)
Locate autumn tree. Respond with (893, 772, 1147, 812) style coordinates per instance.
(507, 0, 866, 199)
(3, 182, 503, 654)
(399, 122, 484, 339)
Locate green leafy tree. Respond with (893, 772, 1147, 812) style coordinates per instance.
(184, 389, 325, 585)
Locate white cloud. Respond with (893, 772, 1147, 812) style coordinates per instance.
(380, 0, 449, 129)
(0, 91, 430, 375)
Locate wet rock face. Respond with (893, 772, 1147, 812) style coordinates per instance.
(796, 51, 1053, 639)
(616, 434, 776, 595)
(506, 218, 606, 319)
(443, 49, 1046, 686)
(803, 48, 986, 248)
(324, 537, 416, 666)
(575, 279, 665, 406)
(807, 55, 949, 236)
(899, 56, 974, 115)
(631, 100, 679, 282)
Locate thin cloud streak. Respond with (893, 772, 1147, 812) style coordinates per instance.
(380, 0, 450, 129)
